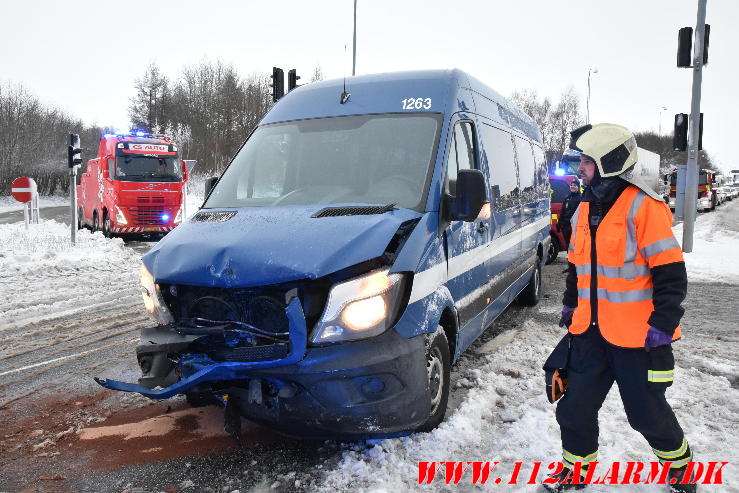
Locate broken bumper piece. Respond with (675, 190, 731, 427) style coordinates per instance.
(94, 297, 307, 399)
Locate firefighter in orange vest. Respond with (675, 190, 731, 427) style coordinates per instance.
(545, 124, 695, 492)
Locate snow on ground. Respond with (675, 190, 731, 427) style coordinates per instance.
(316, 319, 739, 492)
(673, 207, 739, 283)
(0, 220, 142, 362)
(0, 195, 69, 213)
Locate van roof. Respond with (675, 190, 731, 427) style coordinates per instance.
(260, 69, 541, 143)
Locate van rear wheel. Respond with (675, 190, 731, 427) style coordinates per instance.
(416, 327, 450, 432)
(518, 256, 542, 306)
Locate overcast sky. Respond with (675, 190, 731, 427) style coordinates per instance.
(2, 0, 737, 173)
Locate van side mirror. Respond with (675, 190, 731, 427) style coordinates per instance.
(204, 176, 219, 197)
(452, 169, 487, 222)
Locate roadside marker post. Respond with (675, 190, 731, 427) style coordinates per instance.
(11, 176, 38, 229)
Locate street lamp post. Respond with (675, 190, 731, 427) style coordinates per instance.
(586, 68, 598, 124)
(659, 106, 668, 134)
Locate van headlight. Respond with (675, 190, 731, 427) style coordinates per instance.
(311, 269, 407, 345)
(140, 264, 174, 325)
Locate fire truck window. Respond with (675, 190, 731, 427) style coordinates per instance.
(108, 159, 115, 177)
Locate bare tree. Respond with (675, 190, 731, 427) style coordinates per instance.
(0, 82, 105, 195)
(511, 86, 583, 164)
(129, 62, 170, 133)
(310, 65, 324, 83)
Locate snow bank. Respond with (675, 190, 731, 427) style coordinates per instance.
(317, 321, 739, 492)
(0, 195, 69, 213)
(673, 209, 739, 283)
(0, 220, 139, 276)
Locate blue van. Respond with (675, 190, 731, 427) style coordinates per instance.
(97, 69, 551, 438)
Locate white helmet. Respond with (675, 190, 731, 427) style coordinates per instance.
(569, 123, 638, 178)
(569, 123, 663, 201)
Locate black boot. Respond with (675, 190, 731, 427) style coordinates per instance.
(542, 467, 587, 492)
(668, 467, 697, 493)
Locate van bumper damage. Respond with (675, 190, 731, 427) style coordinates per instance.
(95, 297, 428, 439)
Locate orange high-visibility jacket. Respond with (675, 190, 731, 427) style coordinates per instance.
(567, 185, 684, 347)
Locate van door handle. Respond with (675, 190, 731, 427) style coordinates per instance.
(477, 222, 488, 233)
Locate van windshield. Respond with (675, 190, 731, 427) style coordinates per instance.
(115, 155, 183, 182)
(204, 113, 442, 211)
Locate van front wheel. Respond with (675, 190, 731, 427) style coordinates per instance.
(518, 256, 542, 306)
(416, 327, 450, 432)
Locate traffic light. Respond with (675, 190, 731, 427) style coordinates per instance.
(673, 114, 688, 152)
(702, 25, 710, 64)
(677, 27, 693, 68)
(288, 69, 300, 92)
(677, 25, 710, 68)
(271, 67, 284, 102)
(67, 134, 82, 168)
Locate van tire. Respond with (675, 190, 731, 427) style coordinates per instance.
(518, 256, 542, 306)
(545, 239, 559, 265)
(416, 327, 451, 432)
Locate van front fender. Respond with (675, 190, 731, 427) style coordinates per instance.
(394, 284, 456, 340)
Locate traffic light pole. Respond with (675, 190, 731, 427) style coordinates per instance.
(682, 0, 707, 253)
(70, 167, 77, 245)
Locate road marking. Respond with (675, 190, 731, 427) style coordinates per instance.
(0, 338, 137, 378)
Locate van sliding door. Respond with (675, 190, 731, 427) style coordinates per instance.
(479, 124, 521, 305)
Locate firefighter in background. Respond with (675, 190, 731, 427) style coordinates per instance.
(559, 177, 582, 247)
(546, 124, 695, 493)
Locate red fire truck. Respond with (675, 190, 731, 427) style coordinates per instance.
(76, 132, 188, 237)
(668, 168, 717, 212)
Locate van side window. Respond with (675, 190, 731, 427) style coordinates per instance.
(513, 137, 535, 203)
(480, 124, 518, 210)
(532, 144, 549, 200)
(445, 121, 477, 195)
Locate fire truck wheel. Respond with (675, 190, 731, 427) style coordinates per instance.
(92, 212, 99, 232)
(102, 212, 112, 238)
(77, 208, 84, 230)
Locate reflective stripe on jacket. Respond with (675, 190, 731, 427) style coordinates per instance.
(567, 185, 684, 347)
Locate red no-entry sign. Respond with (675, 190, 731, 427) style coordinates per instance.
(11, 177, 37, 203)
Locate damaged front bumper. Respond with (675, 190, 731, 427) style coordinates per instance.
(95, 297, 308, 399)
(95, 297, 429, 438)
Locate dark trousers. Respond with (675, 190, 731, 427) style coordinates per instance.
(556, 327, 692, 467)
